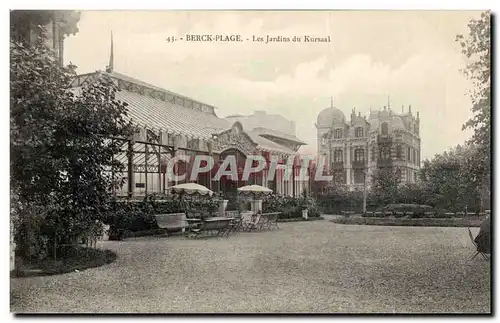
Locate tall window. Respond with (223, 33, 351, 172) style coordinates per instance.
(334, 149, 343, 163)
(396, 145, 402, 159)
(354, 148, 364, 162)
(395, 168, 402, 182)
(407, 147, 411, 163)
(355, 127, 364, 138)
(380, 147, 391, 160)
(381, 122, 389, 135)
(354, 169, 364, 184)
(371, 146, 376, 161)
(334, 129, 343, 139)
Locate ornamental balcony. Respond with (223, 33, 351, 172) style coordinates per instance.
(331, 161, 344, 170)
(377, 134, 393, 144)
(351, 160, 367, 169)
(377, 158, 393, 168)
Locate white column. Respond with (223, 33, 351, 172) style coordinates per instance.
(345, 143, 351, 185)
(10, 219, 15, 271)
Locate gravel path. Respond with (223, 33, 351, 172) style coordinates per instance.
(11, 221, 491, 313)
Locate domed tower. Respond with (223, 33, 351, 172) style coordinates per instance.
(315, 98, 346, 154)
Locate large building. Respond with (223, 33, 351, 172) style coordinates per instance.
(316, 101, 421, 191)
(71, 68, 311, 198)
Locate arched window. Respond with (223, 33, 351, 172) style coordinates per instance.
(371, 146, 376, 161)
(334, 129, 343, 139)
(355, 127, 364, 138)
(396, 145, 402, 159)
(354, 148, 365, 162)
(334, 149, 343, 163)
(381, 122, 389, 135)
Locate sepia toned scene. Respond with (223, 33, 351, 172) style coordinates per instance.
(10, 10, 491, 314)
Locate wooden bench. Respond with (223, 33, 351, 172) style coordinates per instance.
(154, 213, 188, 233)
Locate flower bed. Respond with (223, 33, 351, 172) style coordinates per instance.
(12, 246, 117, 278)
(262, 193, 320, 219)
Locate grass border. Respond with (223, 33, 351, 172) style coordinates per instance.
(331, 216, 485, 227)
(277, 216, 324, 223)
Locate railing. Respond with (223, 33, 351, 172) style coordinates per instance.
(331, 162, 344, 170)
(352, 160, 366, 169)
(377, 134, 393, 143)
(377, 158, 393, 168)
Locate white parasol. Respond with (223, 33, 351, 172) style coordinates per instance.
(170, 183, 214, 196)
(237, 185, 273, 195)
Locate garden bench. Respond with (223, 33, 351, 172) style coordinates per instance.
(189, 217, 233, 238)
(154, 213, 188, 233)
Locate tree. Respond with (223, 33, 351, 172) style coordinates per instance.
(418, 144, 481, 212)
(10, 36, 134, 258)
(10, 10, 81, 41)
(370, 167, 400, 206)
(456, 11, 491, 211)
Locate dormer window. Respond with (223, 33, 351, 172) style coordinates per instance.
(381, 122, 389, 135)
(355, 127, 364, 138)
(334, 129, 343, 139)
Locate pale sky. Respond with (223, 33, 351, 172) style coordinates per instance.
(64, 10, 483, 160)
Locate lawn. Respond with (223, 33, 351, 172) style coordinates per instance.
(10, 221, 491, 314)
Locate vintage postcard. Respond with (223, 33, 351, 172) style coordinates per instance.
(10, 10, 491, 314)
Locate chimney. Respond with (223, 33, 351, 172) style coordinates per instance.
(408, 105, 412, 114)
(417, 111, 420, 121)
(402, 105, 404, 113)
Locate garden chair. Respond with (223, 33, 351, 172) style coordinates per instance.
(467, 227, 489, 261)
(245, 213, 266, 232)
(264, 212, 280, 230)
(226, 210, 243, 234)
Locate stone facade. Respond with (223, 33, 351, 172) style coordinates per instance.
(316, 104, 421, 191)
